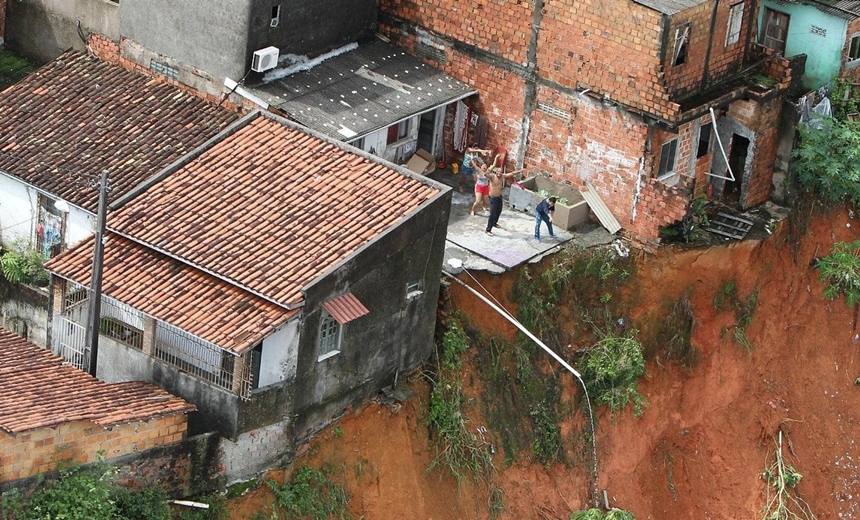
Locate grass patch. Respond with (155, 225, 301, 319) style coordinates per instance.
(0, 49, 35, 90)
(643, 295, 698, 368)
(817, 240, 860, 306)
(579, 331, 646, 417)
(713, 279, 759, 352)
(267, 466, 350, 520)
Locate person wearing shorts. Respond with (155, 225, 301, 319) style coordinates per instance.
(471, 158, 490, 215)
(459, 146, 491, 193)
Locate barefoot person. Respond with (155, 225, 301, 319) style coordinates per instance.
(534, 196, 557, 242)
(471, 158, 490, 216)
(484, 167, 521, 236)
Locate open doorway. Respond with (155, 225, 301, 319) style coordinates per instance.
(416, 107, 444, 158)
(723, 133, 749, 204)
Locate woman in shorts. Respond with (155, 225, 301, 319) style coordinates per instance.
(471, 158, 490, 216)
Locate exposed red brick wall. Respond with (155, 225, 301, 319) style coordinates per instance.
(663, 1, 752, 99)
(841, 18, 860, 83)
(86, 34, 241, 112)
(0, 413, 187, 483)
(379, 0, 532, 64)
(536, 0, 677, 119)
(739, 96, 783, 207)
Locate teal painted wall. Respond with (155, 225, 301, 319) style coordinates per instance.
(758, 1, 847, 89)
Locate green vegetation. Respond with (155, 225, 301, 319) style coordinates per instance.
(0, 49, 35, 91)
(0, 242, 49, 286)
(644, 295, 698, 368)
(570, 508, 635, 520)
(427, 319, 493, 480)
(0, 460, 227, 520)
(579, 332, 646, 417)
(792, 117, 860, 206)
(266, 466, 350, 520)
(537, 189, 569, 205)
(817, 240, 860, 306)
(713, 279, 759, 351)
(760, 434, 815, 520)
(659, 195, 710, 244)
(829, 78, 860, 121)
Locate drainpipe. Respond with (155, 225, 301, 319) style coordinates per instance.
(515, 0, 545, 170)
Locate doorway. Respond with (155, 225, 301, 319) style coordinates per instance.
(761, 8, 790, 55)
(723, 133, 749, 204)
(416, 106, 445, 158)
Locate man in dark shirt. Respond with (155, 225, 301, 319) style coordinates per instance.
(534, 196, 557, 242)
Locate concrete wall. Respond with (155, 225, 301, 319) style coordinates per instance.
(292, 186, 451, 439)
(758, 1, 847, 89)
(220, 418, 291, 485)
(95, 339, 243, 438)
(5, 0, 118, 63)
(1, 0, 6, 47)
(260, 319, 298, 386)
(119, 0, 251, 81)
(0, 282, 49, 348)
(246, 0, 378, 61)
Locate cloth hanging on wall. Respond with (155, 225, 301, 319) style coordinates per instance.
(453, 100, 469, 152)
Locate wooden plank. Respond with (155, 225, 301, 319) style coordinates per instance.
(716, 212, 754, 226)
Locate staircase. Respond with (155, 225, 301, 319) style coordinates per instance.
(706, 212, 754, 240)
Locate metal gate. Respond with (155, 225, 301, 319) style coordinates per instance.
(54, 316, 87, 370)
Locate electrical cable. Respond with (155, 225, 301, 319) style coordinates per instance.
(218, 69, 253, 108)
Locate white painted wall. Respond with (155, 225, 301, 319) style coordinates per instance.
(259, 318, 300, 386)
(0, 172, 97, 252)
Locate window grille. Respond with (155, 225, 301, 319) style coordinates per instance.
(318, 312, 341, 360)
(62, 280, 89, 312)
(658, 139, 678, 178)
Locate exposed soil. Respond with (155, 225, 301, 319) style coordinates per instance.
(229, 204, 860, 520)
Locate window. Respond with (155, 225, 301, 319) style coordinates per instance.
(270, 5, 281, 28)
(761, 8, 790, 55)
(387, 120, 409, 145)
(318, 311, 342, 360)
(726, 3, 744, 46)
(697, 123, 712, 158)
(657, 139, 678, 178)
(100, 316, 143, 350)
(250, 343, 263, 389)
(850, 35, 860, 61)
(672, 24, 690, 66)
(406, 281, 423, 300)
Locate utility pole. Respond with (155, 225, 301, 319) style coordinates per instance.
(84, 170, 108, 377)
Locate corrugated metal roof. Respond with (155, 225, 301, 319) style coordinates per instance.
(581, 184, 622, 234)
(779, 0, 860, 19)
(246, 40, 476, 141)
(323, 293, 370, 324)
(632, 0, 707, 15)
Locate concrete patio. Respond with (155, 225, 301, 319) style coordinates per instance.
(424, 167, 615, 274)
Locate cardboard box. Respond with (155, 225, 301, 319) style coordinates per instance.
(405, 148, 436, 176)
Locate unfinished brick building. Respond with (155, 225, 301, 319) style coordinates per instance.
(380, 0, 792, 241)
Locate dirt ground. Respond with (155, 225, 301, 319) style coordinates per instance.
(229, 204, 860, 520)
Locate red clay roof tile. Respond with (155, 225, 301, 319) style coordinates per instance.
(0, 328, 194, 434)
(106, 113, 441, 308)
(0, 51, 238, 213)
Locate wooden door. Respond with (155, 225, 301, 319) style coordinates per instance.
(761, 8, 790, 54)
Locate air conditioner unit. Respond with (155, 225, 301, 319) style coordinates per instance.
(251, 46, 280, 73)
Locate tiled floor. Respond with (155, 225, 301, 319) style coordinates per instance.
(424, 167, 613, 274)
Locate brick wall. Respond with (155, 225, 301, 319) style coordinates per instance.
(662, 1, 752, 99)
(841, 18, 860, 82)
(737, 96, 783, 206)
(0, 413, 187, 483)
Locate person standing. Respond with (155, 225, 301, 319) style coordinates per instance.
(459, 146, 491, 193)
(484, 167, 519, 235)
(534, 196, 557, 242)
(471, 158, 490, 216)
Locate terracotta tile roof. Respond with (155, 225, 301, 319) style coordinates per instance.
(323, 293, 370, 324)
(45, 233, 298, 353)
(0, 51, 238, 213)
(108, 113, 443, 308)
(0, 327, 194, 434)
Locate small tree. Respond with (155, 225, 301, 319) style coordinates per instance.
(817, 240, 860, 306)
(792, 118, 860, 205)
(0, 242, 49, 286)
(579, 332, 646, 417)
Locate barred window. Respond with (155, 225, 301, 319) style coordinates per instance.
(318, 311, 341, 360)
